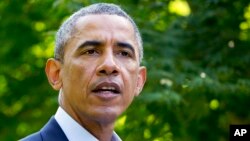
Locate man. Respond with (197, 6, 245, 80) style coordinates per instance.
(21, 3, 146, 141)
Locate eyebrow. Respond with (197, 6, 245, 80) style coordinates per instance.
(116, 42, 135, 54)
(76, 40, 135, 55)
(77, 40, 102, 49)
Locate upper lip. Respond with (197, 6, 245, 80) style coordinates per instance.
(92, 81, 121, 94)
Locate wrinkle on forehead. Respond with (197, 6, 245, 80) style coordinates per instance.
(74, 14, 135, 38)
(64, 14, 140, 63)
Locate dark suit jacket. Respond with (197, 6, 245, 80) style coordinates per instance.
(20, 117, 68, 141)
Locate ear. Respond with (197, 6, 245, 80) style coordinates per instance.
(45, 58, 62, 90)
(135, 66, 147, 96)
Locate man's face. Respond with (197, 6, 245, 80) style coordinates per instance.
(57, 14, 146, 123)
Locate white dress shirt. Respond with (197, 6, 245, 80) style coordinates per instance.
(55, 107, 122, 141)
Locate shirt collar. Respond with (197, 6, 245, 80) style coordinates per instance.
(55, 107, 122, 141)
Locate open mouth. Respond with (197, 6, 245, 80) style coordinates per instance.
(92, 82, 121, 94)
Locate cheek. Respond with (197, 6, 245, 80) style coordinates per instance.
(121, 61, 139, 94)
(118, 58, 138, 72)
(63, 59, 94, 92)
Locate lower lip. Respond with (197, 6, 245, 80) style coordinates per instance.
(93, 91, 119, 100)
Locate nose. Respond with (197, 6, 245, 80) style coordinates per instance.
(96, 51, 119, 76)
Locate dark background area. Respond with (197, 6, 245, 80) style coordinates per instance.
(0, 0, 250, 140)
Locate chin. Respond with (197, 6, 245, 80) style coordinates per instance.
(92, 108, 123, 124)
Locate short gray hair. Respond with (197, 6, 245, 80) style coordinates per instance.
(55, 3, 143, 63)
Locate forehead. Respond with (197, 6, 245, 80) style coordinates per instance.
(74, 14, 135, 38)
(76, 14, 132, 28)
(66, 14, 140, 59)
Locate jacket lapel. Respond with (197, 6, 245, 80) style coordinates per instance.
(40, 117, 68, 141)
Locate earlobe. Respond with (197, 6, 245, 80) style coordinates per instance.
(135, 66, 147, 96)
(45, 58, 62, 90)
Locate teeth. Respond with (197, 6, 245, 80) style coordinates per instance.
(101, 86, 115, 90)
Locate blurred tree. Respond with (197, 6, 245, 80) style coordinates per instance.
(0, 0, 249, 141)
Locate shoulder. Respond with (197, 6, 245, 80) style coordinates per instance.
(20, 117, 68, 141)
(19, 132, 42, 141)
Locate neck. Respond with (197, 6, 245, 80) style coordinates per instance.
(78, 117, 115, 141)
(59, 102, 116, 141)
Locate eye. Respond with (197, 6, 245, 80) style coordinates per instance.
(121, 51, 129, 56)
(86, 49, 96, 54)
(82, 49, 99, 55)
(118, 51, 131, 57)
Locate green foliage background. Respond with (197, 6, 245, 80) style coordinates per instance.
(1, 0, 250, 140)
